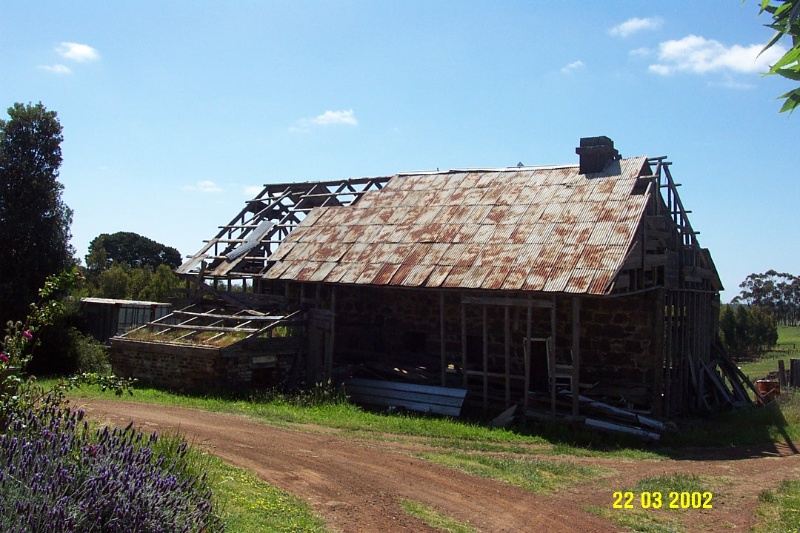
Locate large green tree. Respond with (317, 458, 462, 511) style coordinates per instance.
(759, 0, 800, 113)
(0, 103, 74, 324)
(85, 231, 181, 277)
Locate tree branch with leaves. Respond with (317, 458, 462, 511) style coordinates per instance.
(758, 0, 800, 113)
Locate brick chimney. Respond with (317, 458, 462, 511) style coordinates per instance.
(575, 136, 619, 174)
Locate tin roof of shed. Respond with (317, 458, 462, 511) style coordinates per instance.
(264, 156, 651, 295)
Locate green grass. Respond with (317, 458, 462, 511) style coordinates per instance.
(399, 499, 478, 533)
(633, 473, 712, 495)
(417, 451, 606, 493)
(753, 479, 800, 533)
(585, 505, 685, 533)
(739, 325, 800, 382)
(209, 458, 328, 532)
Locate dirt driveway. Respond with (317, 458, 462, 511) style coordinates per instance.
(78, 399, 800, 533)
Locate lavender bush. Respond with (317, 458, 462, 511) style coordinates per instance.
(0, 395, 223, 532)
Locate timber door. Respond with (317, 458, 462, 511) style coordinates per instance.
(307, 309, 334, 383)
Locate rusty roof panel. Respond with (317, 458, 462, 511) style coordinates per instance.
(322, 262, 350, 284)
(453, 224, 480, 243)
(268, 242, 294, 261)
(356, 223, 385, 244)
(501, 265, 529, 290)
(515, 243, 543, 265)
(354, 263, 383, 285)
(490, 224, 516, 243)
(264, 260, 291, 279)
(439, 243, 468, 266)
(539, 202, 565, 223)
(386, 207, 412, 225)
(470, 224, 496, 243)
(338, 262, 368, 284)
(441, 265, 471, 288)
(283, 242, 312, 261)
(341, 225, 365, 244)
(522, 266, 550, 292)
(313, 243, 346, 262)
(458, 172, 484, 189)
(484, 205, 508, 224)
(509, 224, 534, 244)
(564, 269, 595, 293)
(476, 171, 502, 188)
(482, 265, 512, 290)
(548, 224, 571, 244)
(542, 267, 571, 292)
(454, 243, 484, 267)
(566, 222, 596, 245)
(402, 264, 436, 286)
(388, 263, 415, 285)
(461, 187, 488, 205)
(281, 260, 311, 281)
(306, 261, 337, 282)
(425, 265, 452, 288)
(589, 269, 615, 293)
(415, 206, 443, 225)
(460, 266, 491, 289)
(372, 263, 401, 285)
(438, 225, 461, 243)
(341, 243, 367, 262)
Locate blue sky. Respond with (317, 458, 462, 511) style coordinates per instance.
(2, 1, 796, 301)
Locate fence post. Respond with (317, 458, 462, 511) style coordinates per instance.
(790, 359, 800, 388)
(778, 359, 787, 391)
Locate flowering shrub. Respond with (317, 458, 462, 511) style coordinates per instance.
(0, 270, 222, 530)
(0, 395, 223, 532)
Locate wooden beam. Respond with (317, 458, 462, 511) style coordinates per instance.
(483, 304, 489, 414)
(505, 306, 511, 407)
(461, 302, 467, 389)
(462, 296, 553, 308)
(572, 297, 580, 417)
(550, 296, 557, 414)
(440, 292, 446, 387)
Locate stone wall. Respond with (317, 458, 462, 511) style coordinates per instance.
(110, 336, 302, 391)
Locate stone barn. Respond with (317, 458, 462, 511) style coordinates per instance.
(112, 137, 752, 419)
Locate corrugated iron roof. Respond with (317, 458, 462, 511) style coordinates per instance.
(264, 156, 651, 295)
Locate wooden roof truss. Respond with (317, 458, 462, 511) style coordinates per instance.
(176, 176, 390, 281)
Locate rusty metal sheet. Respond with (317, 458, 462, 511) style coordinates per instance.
(283, 242, 312, 261)
(341, 225, 365, 244)
(300, 206, 331, 227)
(281, 260, 310, 281)
(386, 207, 412, 225)
(460, 266, 491, 289)
(461, 187, 488, 205)
(458, 171, 484, 189)
(356, 223, 385, 244)
(268, 242, 294, 261)
(490, 224, 516, 243)
(612, 177, 637, 197)
(424, 265, 453, 288)
(589, 269, 615, 294)
(372, 223, 397, 243)
(264, 260, 292, 280)
(538, 202, 564, 223)
(476, 171, 502, 188)
(536, 243, 562, 267)
(355, 242, 383, 263)
(559, 202, 584, 225)
(307, 261, 337, 282)
(520, 203, 545, 225)
(337, 262, 368, 284)
(341, 243, 367, 262)
(372, 263, 401, 285)
(294, 262, 324, 282)
(415, 206, 443, 225)
(454, 243, 484, 267)
(470, 224, 496, 243)
(482, 265, 512, 290)
(565, 270, 595, 294)
(509, 224, 533, 244)
(556, 243, 585, 271)
(394, 223, 417, 244)
(478, 184, 507, 206)
(312, 243, 346, 262)
(453, 224, 480, 243)
(370, 207, 395, 225)
(354, 263, 383, 285)
(403, 243, 432, 266)
(401, 264, 435, 286)
(439, 243, 468, 266)
(484, 205, 509, 224)
(515, 243, 543, 265)
(322, 262, 349, 283)
(548, 224, 571, 244)
(566, 222, 595, 245)
(500, 265, 530, 290)
(388, 263, 415, 286)
(522, 266, 550, 292)
(400, 190, 425, 207)
(437, 224, 461, 243)
(442, 173, 467, 189)
(542, 267, 571, 293)
(419, 189, 445, 207)
(352, 191, 379, 208)
(445, 187, 469, 206)
(441, 265, 472, 288)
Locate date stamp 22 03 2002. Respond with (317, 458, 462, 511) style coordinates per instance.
(613, 491, 713, 510)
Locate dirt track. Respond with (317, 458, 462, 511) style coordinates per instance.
(77, 399, 800, 532)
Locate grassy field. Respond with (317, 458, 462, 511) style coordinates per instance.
(33, 325, 800, 532)
(738, 325, 800, 383)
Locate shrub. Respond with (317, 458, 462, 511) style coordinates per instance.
(0, 395, 223, 532)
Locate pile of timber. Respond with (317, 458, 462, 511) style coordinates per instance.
(691, 342, 764, 413)
(527, 391, 667, 442)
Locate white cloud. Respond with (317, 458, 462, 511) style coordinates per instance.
(289, 109, 359, 133)
(243, 185, 263, 196)
(311, 109, 358, 126)
(183, 180, 223, 193)
(609, 17, 663, 38)
(56, 42, 100, 62)
(40, 64, 72, 74)
(648, 35, 787, 75)
(629, 47, 651, 58)
(560, 60, 585, 74)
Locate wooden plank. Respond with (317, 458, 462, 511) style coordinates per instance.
(779, 360, 787, 391)
(462, 296, 554, 308)
(572, 297, 580, 417)
(344, 378, 468, 417)
(440, 292, 446, 387)
(345, 379, 468, 398)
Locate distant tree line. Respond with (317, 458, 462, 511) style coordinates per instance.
(719, 304, 779, 359)
(733, 270, 799, 326)
(84, 231, 183, 302)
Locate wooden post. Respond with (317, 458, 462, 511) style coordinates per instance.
(791, 359, 800, 388)
(550, 296, 557, 414)
(505, 305, 511, 407)
(461, 302, 467, 389)
(524, 302, 532, 417)
(652, 289, 665, 418)
(440, 292, 446, 387)
(483, 304, 489, 413)
(327, 286, 336, 380)
(778, 360, 787, 391)
(572, 297, 580, 417)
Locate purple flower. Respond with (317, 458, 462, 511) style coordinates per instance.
(23, 330, 33, 340)
(0, 353, 8, 363)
